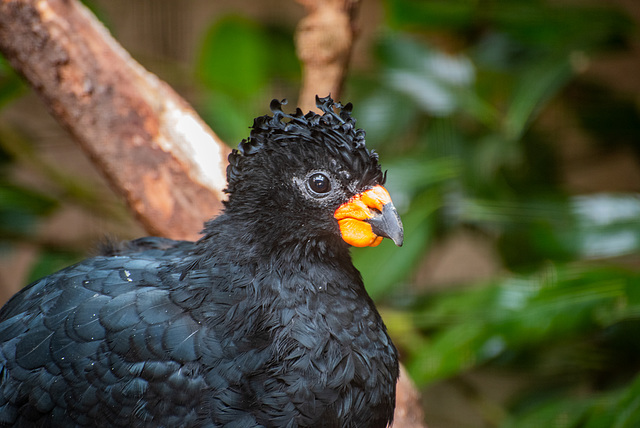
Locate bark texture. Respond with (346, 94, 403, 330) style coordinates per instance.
(0, 0, 229, 241)
(295, 0, 360, 112)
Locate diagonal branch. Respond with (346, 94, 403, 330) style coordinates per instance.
(0, 0, 229, 241)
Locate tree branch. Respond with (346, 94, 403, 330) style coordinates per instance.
(0, 0, 229, 241)
(295, 0, 360, 112)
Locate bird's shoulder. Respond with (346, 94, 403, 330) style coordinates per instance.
(0, 237, 265, 426)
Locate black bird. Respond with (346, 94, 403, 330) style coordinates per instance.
(0, 96, 403, 428)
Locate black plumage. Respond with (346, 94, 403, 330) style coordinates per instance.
(0, 97, 402, 427)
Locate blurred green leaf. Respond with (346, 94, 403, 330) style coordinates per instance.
(27, 251, 82, 285)
(488, 3, 632, 51)
(376, 34, 475, 117)
(0, 182, 59, 236)
(504, 373, 640, 428)
(202, 92, 254, 146)
(385, 157, 461, 202)
(0, 182, 58, 214)
(352, 89, 419, 148)
(502, 396, 590, 428)
(503, 55, 573, 141)
(384, 0, 475, 31)
(262, 25, 300, 84)
(0, 55, 25, 109)
(386, 0, 632, 53)
(194, 16, 299, 144)
(196, 16, 271, 98)
(572, 194, 640, 259)
(355, 190, 437, 300)
(407, 266, 637, 385)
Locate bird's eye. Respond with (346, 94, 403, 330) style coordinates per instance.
(308, 173, 331, 194)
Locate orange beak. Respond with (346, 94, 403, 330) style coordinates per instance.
(334, 185, 404, 247)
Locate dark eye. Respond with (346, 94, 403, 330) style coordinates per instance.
(308, 173, 331, 194)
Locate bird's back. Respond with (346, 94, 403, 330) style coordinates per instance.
(0, 238, 273, 426)
(0, 235, 396, 427)
(0, 238, 223, 426)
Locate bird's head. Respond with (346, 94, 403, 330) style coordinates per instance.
(223, 96, 403, 254)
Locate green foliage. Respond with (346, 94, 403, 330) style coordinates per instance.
(406, 266, 639, 383)
(0, 56, 25, 110)
(0, 120, 100, 281)
(0, 53, 72, 279)
(349, 0, 640, 426)
(0, 48, 120, 283)
(26, 250, 83, 285)
(197, 16, 272, 98)
(0, 182, 58, 237)
(195, 15, 300, 145)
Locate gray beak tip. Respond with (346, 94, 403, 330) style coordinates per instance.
(368, 203, 404, 247)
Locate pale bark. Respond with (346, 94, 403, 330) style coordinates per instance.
(0, 0, 229, 241)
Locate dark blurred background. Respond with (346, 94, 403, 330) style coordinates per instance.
(1, 0, 640, 426)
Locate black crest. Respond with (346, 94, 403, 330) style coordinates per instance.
(226, 96, 385, 195)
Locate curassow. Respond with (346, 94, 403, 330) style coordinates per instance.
(0, 96, 404, 427)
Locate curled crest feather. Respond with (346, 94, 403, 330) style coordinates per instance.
(226, 96, 385, 195)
